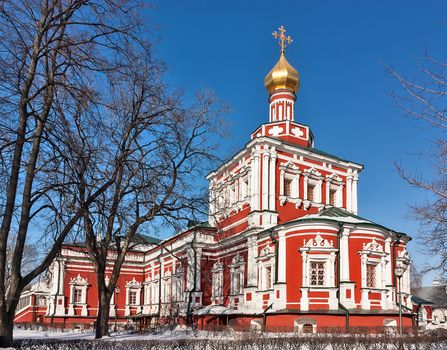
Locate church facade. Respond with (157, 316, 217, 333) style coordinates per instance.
(15, 27, 414, 332)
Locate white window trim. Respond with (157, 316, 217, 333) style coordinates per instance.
(359, 239, 387, 290)
(279, 161, 301, 206)
(256, 245, 275, 291)
(299, 234, 337, 288)
(229, 254, 245, 296)
(125, 278, 142, 306)
(211, 261, 224, 302)
(68, 274, 88, 305)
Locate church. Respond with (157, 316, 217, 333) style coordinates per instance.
(14, 27, 414, 333)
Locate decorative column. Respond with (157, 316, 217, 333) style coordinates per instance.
(346, 171, 353, 212)
(339, 228, 350, 282)
(49, 258, 66, 317)
(352, 171, 358, 214)
(269, 148, 277, 211)
(251, 148, 261, 211)
(247, 236, 258, 287)
(274, 230, 287, 310)
(262, 150, 270, 211)
(325, 179, 331, 205)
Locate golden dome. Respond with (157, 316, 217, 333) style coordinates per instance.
(264, 51, 300, 95)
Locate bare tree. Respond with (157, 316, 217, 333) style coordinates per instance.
(387, 54, 447, 276)
(79, 54, 224, 338)
(0, 0, 150, 346)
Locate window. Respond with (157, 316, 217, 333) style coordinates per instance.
(307, 183, 315, 201)
(264, 266, 272, 290)
(310, 262, 325, 286)
(284, 178, 292, 197)
(329, 188, 337, 206)
(302, 324, 314, 334)
(232, 270, 242, 294)
(17, 296, 30, 310)
(73, 288, 83, 303)
(366, 264, 376, 288)
(129, 290, 137, 305)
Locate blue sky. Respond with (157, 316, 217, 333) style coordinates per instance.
(146, 1, 446, 284)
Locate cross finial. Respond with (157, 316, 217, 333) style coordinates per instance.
(272, 25, 293, 53)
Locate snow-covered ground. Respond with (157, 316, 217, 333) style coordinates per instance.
(14, 327, 248, 341)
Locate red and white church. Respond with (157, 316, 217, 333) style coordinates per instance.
(15, 27, 415, 332)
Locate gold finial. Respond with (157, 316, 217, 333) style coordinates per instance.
(272, 25, 293, 53)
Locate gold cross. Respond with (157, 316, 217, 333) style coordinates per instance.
(272, 25, 293, 52)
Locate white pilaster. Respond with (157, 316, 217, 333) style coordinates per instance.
(346, 172, 353, 212)
(251, 149, 261, 211)
(269, 149, 277, 211)
(340, 228, 350, 281)
(277, 231, 286, 283)
(352, 171, 358, 214)
(247, 236, 258, 286)
(262, 151, 270, 211)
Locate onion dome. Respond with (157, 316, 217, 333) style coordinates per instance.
(264, 51, 300, 95)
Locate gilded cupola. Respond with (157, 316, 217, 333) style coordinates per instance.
(264, 26, 300, 95)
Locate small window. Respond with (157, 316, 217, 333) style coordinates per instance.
(129, 290, 137, 305)
(329, 188, 337, 206)
(366, 264, 376, 288)
(302, 324, 314, 333)
(74, 288, 83, 303)
(232, 270, 242, 294)
(307, 183, 315, 201)
(284, 178, 293, 197)
(310, 262, 325, 286)
(264, 266, 272, 290)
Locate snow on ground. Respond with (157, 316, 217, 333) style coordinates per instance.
(13, 327, 248, 341)
(14, 329, 95, 341)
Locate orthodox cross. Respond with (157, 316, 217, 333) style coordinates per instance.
(272, 25, 293, 52)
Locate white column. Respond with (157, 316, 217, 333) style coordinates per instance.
(303, 176, 308, 199)
(384, 238, 392, 286)
(352, 172, 358, 214)
(269, 149, 277, 211)
(251, 150, 261, 211)
(247, 236, 258, 286)
(346, 174, 353, 212)
(325, 180, 330, 204)
(339, 228, 350, 282)
(262, 151, 270, 211)
(277, 231, 286, 283)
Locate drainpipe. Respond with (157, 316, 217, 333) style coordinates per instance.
(262, 302, 274, 333)
(336, 222, 349, 332)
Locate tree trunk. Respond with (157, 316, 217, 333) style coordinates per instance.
(0, 312, 14, 348)
(96, 288, 112, 339)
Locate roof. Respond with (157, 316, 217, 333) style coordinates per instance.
(64, 233, 161, 249)
(411, 295, 434, 305)
(280, 207, 411, 240)
(131, 234, 162, 245)
(413, 286, 447, 308)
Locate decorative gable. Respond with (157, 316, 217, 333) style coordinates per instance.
(69, 274, 88, 286)
(125, 278, 141, 288)
(361, 238, 384, 253)
(300, 233, 337, 253)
